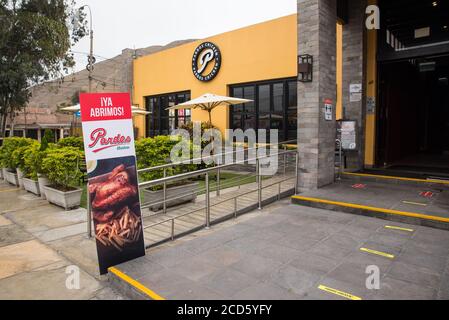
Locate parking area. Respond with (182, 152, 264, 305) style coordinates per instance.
(112, 203, 449, 300)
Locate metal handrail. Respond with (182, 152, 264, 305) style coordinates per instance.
(137, 139, 297, 174)
(143, 174, 295, 230)
(138, 145, 299, 247)
(139, 149, 297, 189)
(141, 173, 257, 210)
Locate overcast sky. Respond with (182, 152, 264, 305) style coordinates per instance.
(71, 0, 297, 71)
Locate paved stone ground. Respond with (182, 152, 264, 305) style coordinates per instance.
(0, 180, 126, 300)
(114, 203, 449, 300)
(300, 178, 449, 219)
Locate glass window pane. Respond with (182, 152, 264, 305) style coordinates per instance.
(244, 86, 255, 113)
(152, 98, 159, 118)
(160, 117, 169, 132)
(233, 104, 243, 113)
(273, 83, 284, 113)
(288, 81, 298, 140)
(258, 85, 270, 113)
(233, 87, 243, 98)
(271, 118, 283, 131)
(258, 113, 270, 131)
(169, 118, 176, 132)
(288, 81, 297, 109)
(160, 96, 168, 118)
(177, 94, 186, 104)
(232, 114, 242, 129)
(243, 113, 257, 131)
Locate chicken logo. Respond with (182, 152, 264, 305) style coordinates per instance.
(88, 128, 132, 153)
(192, 42, 221, 82)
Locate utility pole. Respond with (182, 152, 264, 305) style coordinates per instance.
(88, 26, 94, 93)
(80, 5, 95, 93)
(79, 5, 94, 239)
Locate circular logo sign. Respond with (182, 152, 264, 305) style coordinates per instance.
(192, 42, 221, 82)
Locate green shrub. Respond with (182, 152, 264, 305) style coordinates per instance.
(135, 136, 197, 185)
(178, 122, 218, 152)
(41, 147, 84, 190)
(57, 136, 84, 150)
(13, 140, 40, 177)
(40, 129, 55, 151)
(23, 142, 49, 180)
(0, 137, 36, 170)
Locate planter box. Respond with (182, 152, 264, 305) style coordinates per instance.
(37, 174, 50, 200)
(23, 178, 40, 196)
(0, 168, 3, 180)
(17, 168, 24, 189)
(4, 170, 19, 186)
(143, 181, 198, 212)
(43, 185, 82, 210)
(2, 168, 8, 181)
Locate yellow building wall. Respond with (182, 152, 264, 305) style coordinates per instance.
(364, 0, 378, 167)
(133, 14, 298, 138)
(336, 22, 343, 120)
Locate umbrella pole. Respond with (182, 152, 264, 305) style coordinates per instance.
(208, 109, 212, 126)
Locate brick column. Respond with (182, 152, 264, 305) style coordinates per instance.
(342, 0, 367, 170)
(297, 0, 337, 191)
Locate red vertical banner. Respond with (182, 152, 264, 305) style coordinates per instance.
(80, 93, 145, 275)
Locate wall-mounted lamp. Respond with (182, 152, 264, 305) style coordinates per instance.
(298, 54, 313, 82)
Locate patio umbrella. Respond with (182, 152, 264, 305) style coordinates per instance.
(60, 104, 151, 116)
(166, 93, 253, 125)
(60, 104, 81, 112)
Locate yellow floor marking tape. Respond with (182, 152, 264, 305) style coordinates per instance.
(342, 172, 449, 185)
(360, 247, 395, 259)
(318, 285, 362, 300)
(291, 195, 449, 223)
(385, 225, 414, 232)
(0, 188, 20, 193)
(108, 267, 165, 300)
(402, 201, 427, 207)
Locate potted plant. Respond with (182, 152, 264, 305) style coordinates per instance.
(41, 147, 84, 210)
(136, 136, 199, 212)
(57, 136, 84, 150)
(22, 142, 42, 196)
(36, 129, 55, 199)
(11, 139, 36, 189)
(0, 144, 5, 180)
(1, 137, 33, 186)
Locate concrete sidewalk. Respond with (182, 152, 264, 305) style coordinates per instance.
(0, 181, 126, 300)
(292, 178, 449, 230)
(110, 203, 449, 300)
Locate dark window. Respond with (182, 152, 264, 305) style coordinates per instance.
(26, 129, 38, 140)
(287, 81, 298, 140)
(145, 91, 191, 137)
(258, 85, 270, 113)
(230, 78, 297, 142)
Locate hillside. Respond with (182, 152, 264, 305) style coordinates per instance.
(14, 40, 196, 127)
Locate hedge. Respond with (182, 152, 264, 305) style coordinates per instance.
(41, 147, 85, 190)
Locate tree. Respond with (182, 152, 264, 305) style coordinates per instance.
(70, 89, 86, 106)
(40, 129, 55, 151)
(0, 0, 87, 137)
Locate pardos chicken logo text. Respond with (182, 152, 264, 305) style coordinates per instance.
(192, 42, 221, 82)
(88, 128, 132, 153)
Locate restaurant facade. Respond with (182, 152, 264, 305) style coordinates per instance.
(133, 14, 310, 142)
(133, 0, 449, 190)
